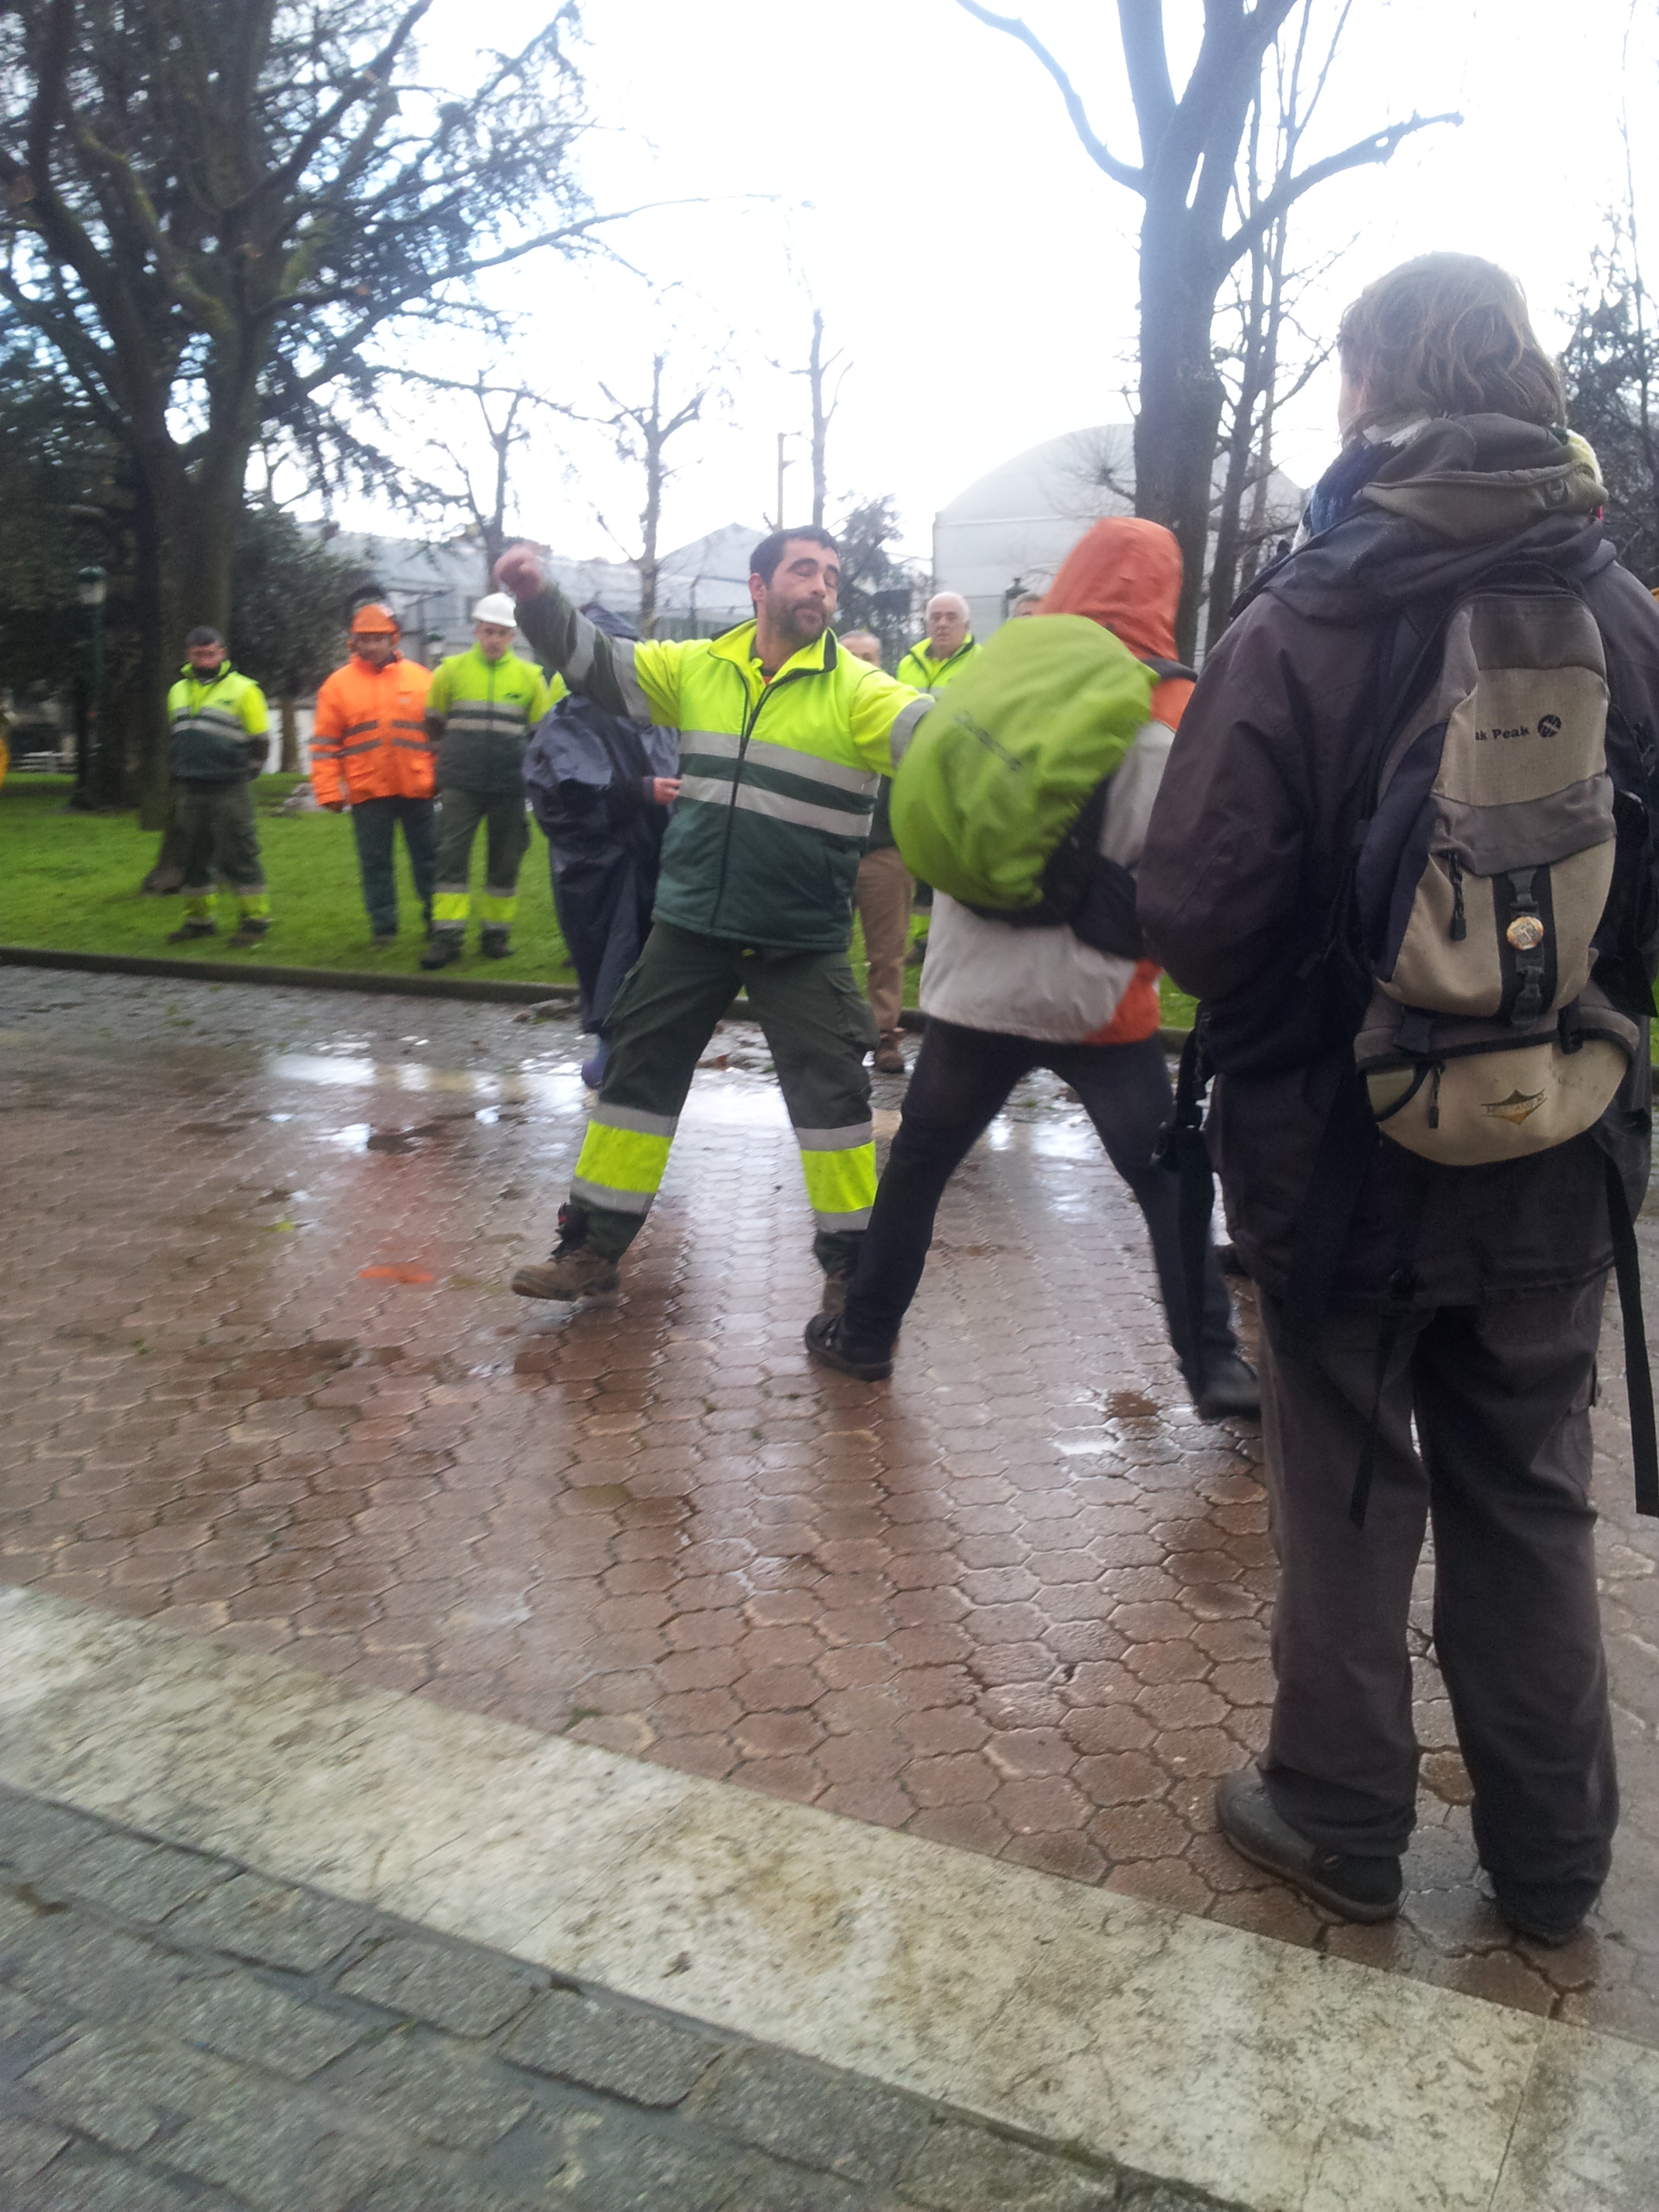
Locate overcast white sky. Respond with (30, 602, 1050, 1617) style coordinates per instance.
(357, 0, 1659, 570)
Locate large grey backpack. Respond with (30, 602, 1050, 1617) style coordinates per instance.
(1351, 585, 1639, 1160)
(1160, 567, 1659, 1523)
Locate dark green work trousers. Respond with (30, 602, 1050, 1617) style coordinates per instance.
(568, 920, 879, 1273)
(350, 796, 436, 935)
(432, 787, 530, 937)
(177, 781, 267, 920)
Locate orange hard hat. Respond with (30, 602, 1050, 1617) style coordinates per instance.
(350, 602, 400, 636)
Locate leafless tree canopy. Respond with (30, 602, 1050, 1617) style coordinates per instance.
(956, 0, 1459, 654)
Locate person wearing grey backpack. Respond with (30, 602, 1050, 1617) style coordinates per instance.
(1139, 253, 1659, 1947)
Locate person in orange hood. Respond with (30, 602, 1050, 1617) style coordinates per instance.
(806, 516, 1254, 1418)
(310, 604, 435, 943)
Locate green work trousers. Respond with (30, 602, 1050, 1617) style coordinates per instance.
(177, 781, 269, 922)
(431, 786, 530, 938)
(567, 920, 880, 1273)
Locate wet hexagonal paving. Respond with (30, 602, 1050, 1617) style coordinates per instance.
(3, 970, 1657, 2048)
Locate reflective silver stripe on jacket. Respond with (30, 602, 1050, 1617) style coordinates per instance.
(171, 706, 246, 732)
(676, 777, 874, 840)
(888, 695, 930, 762)
(565, 611, 652, 722)
(679, 729, 878, 796)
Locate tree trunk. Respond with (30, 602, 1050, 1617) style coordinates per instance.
(638, 438, 662, 639)
(1133, 210, 1227, 661)
(279, 697, 300, 773)
(136, 441, 251, 872)
(1206, 242, 1271, 653)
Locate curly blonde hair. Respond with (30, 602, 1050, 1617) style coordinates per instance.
(1338, 253, 1563, 432)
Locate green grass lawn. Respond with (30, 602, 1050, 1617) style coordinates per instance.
(0, 775, 579, 981)
(0, 775, 936, 1006)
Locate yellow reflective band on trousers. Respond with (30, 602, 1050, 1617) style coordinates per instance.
(431, 890, 470, 925)
(479, 888, 518, 924)
(572, 1115, 676, 1217)
(798, 1140, 876, 1229)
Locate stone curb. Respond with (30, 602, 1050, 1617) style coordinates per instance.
(1, 1780, 1214, 2211)
(0, 943, 1191, 1044)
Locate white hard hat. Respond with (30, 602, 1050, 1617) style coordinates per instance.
(472, 593, 518, 628)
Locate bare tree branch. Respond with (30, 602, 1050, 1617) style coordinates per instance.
(1220, 108, 1461, 269)
(954, 1, 1143, 188)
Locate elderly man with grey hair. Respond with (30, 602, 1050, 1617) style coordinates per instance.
(897, 592, 978, 693)
(891, 592, 982, 1026)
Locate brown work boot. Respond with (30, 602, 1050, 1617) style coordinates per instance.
(512, 1246, 621, 1300)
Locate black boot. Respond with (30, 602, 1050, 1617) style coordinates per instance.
(804, 1311, 894, 1382)
(1190, 1349, 1260, 1420)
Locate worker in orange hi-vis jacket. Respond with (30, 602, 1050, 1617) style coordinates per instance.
(310, 604, 434, 944)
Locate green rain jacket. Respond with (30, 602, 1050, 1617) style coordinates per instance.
(872, 633, 979, 850)
(167, 665, 270, 785)
(514, 587, 930, 951)
(424, 646, 554, 796)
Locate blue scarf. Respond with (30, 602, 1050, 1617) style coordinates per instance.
(1300, 438, 1397, 541)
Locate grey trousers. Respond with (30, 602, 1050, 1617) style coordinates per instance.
(1256, 1277, 1617, 1904)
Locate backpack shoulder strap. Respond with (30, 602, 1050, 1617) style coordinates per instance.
(1597, 1141, 1659, 1517)
(1136, 653, 1198, 686)
(1154, 1024, 1218, 1393)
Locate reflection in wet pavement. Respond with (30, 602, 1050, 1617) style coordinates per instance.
(3, 969, 1658, 2050)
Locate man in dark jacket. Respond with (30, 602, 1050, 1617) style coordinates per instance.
(523, 603, 681, 1090)
(1139, 253, 1659, 1948)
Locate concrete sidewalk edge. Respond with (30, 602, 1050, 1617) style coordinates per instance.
(4, 1585, 1652, 2212)
(0, 943, 1190, 1044)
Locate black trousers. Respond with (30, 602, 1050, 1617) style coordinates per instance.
(840, 1017, 1236, 1374)
(350, 796, 436, 935)
(1256, 1280, 1617, 1907)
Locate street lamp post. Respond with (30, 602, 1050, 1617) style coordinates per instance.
(73, 566, 108, 807)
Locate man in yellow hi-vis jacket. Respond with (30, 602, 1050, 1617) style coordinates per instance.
(493, 527, 930, 1309)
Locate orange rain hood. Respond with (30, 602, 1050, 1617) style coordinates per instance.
(1039, 516, 1191, 729)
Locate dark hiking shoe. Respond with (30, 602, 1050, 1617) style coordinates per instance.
(512, 1246, 621, 1300)
(804, 1311, 894, 1382)
(872, 1038, 907, 1075)
(1490, 1879, 1594, 1947)
(1216, 1768, 1401, 1923)
(1193, 1350, 1261, 1421)
(371, 928, 398, 945)
(480, 927, 512, 959)
(228, 918, 270, 949)
(420, 934, 461, 970)
(1216, 1242, 1250, 1278)
(166, 919, 216, 943)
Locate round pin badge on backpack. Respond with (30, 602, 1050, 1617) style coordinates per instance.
(1506, 916, 1545, 949)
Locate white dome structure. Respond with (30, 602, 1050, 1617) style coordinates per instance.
(933, 424, 1301, 641)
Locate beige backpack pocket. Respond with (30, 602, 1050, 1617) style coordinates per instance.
(1357, 987, 1637, 1168)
